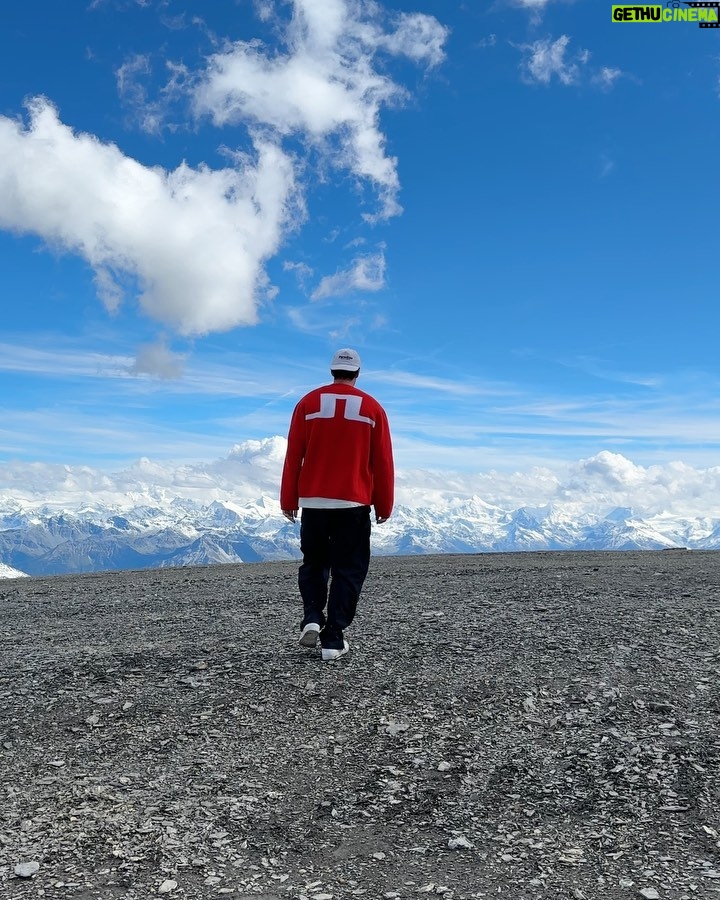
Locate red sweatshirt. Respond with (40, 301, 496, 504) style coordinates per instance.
(280, 382, 394, 520)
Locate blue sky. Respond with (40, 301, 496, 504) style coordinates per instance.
(1, 0, 719, 488)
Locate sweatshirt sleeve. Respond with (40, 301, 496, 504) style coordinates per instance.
(280, 400, 306, 511)
(370, 404, 394, 520)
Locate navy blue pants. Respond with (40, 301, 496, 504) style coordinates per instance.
(299, 506, 371, 649)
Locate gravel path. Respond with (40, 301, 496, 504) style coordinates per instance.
(1, 551, 720, 900)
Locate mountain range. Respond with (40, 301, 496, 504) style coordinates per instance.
(1, 494, 716, 578)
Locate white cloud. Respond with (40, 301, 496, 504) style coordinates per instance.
(0, 344, 124, 384)
(116, 55, 191, 135)
(593, 66, 624, 90)
(328, 316, 362, 341)
(254, 0, 275, 23)
(374, 371, 513, 397)
(393, 450, 720, 520)
(0, 438, 289, 508)
(283, 259, 314, 289)
(510, 0, 561, 24)
(520, 35, 587, 86)
(130, 340, 187, 379)
(2, 443, 720, 522)
(116, 54, 160, 134)
(116, 53, 151, 94)
(0, 98, 301, 336)
(0, 3, 447, 341)
(311, 251, 386, 300)
(284, 301, 381, 340)
(518, 37, 623, 91)
(558, 451, 720, 518)
(192, 0, 448, 219)
(0, 407, 224, 462)
(380, 12, 448, 66)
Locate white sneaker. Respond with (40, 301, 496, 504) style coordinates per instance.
(299, 623, 321, 648)
(321, 640, 349, 662)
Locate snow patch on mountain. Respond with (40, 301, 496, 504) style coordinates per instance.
(0, 561, 29, 579)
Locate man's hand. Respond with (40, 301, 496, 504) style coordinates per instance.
(283, 509, 298, 523)
(376, 515, 389, 525)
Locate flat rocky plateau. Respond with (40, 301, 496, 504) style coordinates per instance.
(1, 551, 720, 900)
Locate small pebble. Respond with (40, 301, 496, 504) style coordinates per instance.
(14, 861, 40, 878)
(158, 879, 178, 894)
(448, 835, 473, 850)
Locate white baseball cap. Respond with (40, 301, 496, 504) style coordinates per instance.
(330, 348, 361, 372)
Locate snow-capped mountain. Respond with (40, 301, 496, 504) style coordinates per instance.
(0, 494, 707, 577)
(0, 561, 29, 579)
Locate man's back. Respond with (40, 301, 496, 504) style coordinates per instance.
(280, 380, 394, 520)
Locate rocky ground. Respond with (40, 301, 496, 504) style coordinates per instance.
(1, 551, 720, 900)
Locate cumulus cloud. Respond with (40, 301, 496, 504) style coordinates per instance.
(520, 35, 588, 86)
(379, 12, 448, 66)
(192, 0, 449, 219)
(0, 98, 301, 336)
(557, 451, 720, 518)
(0, 438, 290, 508)
(395, 450, 720, 519)
(311, 251, 385, 300)
(0, 3, 447, 344)
(2, 445, 720, 523)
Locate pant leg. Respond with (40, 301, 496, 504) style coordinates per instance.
(298, 508, 331, 629)
(323, 506, 371, 648)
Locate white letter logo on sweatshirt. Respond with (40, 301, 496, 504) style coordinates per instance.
(306, 394, 375, 426)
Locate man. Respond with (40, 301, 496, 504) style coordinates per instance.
(280, 349, 394, 661)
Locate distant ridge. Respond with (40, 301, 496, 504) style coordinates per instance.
(0, 495, 710, 576)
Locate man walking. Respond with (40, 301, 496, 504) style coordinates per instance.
(280, 349, 394, 661)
